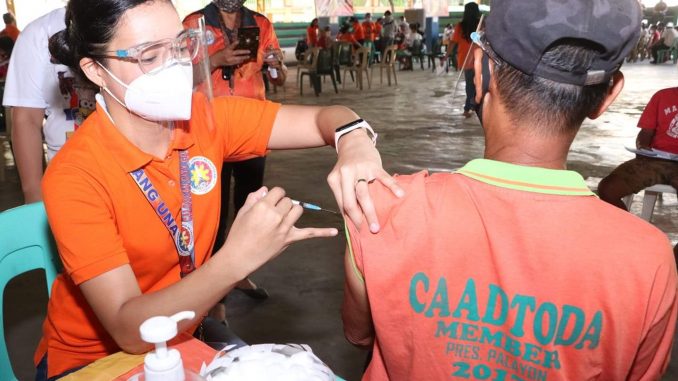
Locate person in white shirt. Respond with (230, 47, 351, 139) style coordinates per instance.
(651, 22, 678, 63)
(2, 7, 97, 203)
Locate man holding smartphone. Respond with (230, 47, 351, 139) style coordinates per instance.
(184, 0, 287, 300)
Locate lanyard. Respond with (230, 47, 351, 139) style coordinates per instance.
(130, 150, 196, 277)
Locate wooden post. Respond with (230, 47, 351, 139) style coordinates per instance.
(257, 0, 265, 14)
(5, 0, 15, 15)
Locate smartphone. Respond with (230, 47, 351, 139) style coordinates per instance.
(237, 27, 260, 61)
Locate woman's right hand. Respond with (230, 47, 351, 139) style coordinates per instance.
(221, 187, 338, 277)
(210, 42, 252, 69)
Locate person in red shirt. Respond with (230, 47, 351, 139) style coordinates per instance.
(307, 18, 319, 47)
(350, 16, 366, 45)
(0, 12, 19, 41)
(599, 87, 678, 209)
(450, 2, 481, 118)
(343, 0, 677, 380)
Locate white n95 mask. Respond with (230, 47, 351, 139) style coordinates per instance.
(98, 61, 194, 121)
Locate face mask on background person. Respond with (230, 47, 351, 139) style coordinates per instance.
(213, 0, 246, 13)
(98, 61, 194, 121)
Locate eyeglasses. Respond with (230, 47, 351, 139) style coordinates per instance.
(470, 31, 502, 67)
(94, 29, 201, 74)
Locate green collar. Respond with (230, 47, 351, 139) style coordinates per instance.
(456, 159, 595, 196)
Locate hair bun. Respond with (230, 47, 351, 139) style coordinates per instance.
(48, 29, 76, 68)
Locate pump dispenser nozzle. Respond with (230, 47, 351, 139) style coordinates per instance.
(139, 311, 196, 381)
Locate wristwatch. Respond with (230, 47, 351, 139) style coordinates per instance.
(334, 119, 378, 153)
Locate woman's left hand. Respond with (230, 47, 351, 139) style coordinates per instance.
(327, 131, 405, 233)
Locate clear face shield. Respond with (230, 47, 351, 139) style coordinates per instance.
(95, 15, 215, 129)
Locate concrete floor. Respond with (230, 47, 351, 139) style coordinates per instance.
(2, 61, 678, 380)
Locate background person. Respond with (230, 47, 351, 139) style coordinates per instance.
(349, 16, 366, 46)
(651, 22, 677, 63)
(380, 10, 396, 55)
(307, 18, 319, 48)
(598, 87, 678, 210)
(184, 0, 288, 298)
(318, 26, 333, 49)
(0, 12, 19, 41)
(0, 36, 14, 79)
(2, 7, 97, 204)
(450, 2, 481, 118)
(342, 0, 677, 380)
(37, 0, 403, 378)
(362, 13, 375, 43)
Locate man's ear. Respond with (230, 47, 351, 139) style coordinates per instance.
(588, 71, 624, 120)
(80, 57, 106, 88)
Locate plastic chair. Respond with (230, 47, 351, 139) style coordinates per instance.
(343, 47, 371, 90)
(371, 45, 398, 86)
(300, 48, 338, 96)
(409, 39, 425, 70)
(623, 184, 677, 222)
(299, 47, 320, 95)
(0, 202, 61, 380)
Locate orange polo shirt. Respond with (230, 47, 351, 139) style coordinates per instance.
(184, 5, 280, 100)
(362, 21, 376, 41)
(0, 24, 19, 41)
(307, 25, 319, 46)
(36, 93, 280, 377)
(352, 21, 366, 41)
(346, 160, 677, 380)
(452, 23, 473, 70)
(375, 23, 382, 40)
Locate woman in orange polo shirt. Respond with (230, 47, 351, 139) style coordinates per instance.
(35, 0, 403, 379)
(450, 2, 481, 118)
(307, 18, 319, 47)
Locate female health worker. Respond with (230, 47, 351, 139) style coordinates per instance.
(35, 0, 403, 378)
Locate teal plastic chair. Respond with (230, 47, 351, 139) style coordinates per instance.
(0, 202, 61, 381)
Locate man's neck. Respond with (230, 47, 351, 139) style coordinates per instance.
(484, 133, 573, 170)
(220, 10, 239, 30)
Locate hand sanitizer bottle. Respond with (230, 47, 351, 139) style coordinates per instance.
(140, 311, 196, 381)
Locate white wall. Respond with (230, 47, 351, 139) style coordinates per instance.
(13, 0, 66, 30)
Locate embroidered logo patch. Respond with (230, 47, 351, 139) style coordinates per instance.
(189, 156, 217, 195)
(205, 30, 216, 45)
(176, 224, 194, 255)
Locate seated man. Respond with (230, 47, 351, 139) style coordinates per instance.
(342, 0, 677, 380)
(651, 22, 677, 64)
(598, 87, 678, 209)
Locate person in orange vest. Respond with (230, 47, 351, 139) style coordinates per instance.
(350, 16, 366, 45)
(0, 12, 20, 41)
(307, 18, 319, 47)
(184, 0, 288, 301)
(362, 13, 375, 42)
(337, 23, 361, 48)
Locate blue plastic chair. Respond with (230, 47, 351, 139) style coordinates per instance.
(0, 202, 61, 381)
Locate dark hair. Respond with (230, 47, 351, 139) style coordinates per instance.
(310, 18, 318, 27)
(2, 13, 14, 25)
(491, 39, 610, 134)
(460, 2, 480, 41)
(384, 10, 392, 16)
(49, 0, 170, 81)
